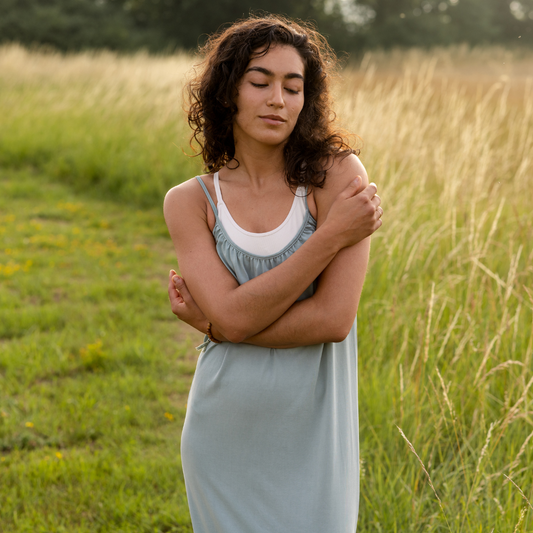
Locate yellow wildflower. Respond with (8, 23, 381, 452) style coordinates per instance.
(164, 412, 174, 421)
(25, 421, 34, 428)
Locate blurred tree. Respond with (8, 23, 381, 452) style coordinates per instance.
(349, 0, 533, 47)
(0, 0, 164, 51)
(352, 0, 500, 47)
(1, 0, 533, 52)
(106, 0, 353, 52)
(490, 0, 533, 44)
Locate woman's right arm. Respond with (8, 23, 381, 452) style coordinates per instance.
(164, 176, 379, 343)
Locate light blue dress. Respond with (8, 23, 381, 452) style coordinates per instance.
(180, 176, 359, 533)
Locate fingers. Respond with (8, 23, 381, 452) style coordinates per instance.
(168, 270, 176, 300)
(173, 273, 193, 301)
(363, 185, 383, 230)
(353, 175, 365, 193)
(363, 184, 383, 222)
(364, 182, 378, 199)
(342, 176, 363, 198)
(168, 270, 183, 311)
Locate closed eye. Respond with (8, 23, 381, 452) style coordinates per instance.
(251, 82, 300, 94)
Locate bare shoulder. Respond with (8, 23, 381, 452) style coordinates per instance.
(325, 153, 368, 193)
(163, 174, 213, 226)
(163, 174, 220, 244)
(314, 153, 369, 208)
(164, 174, 207, 211)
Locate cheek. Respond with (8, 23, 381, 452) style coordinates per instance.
(291, 102, 305, 123)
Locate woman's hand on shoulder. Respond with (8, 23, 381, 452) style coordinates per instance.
(315, 153, 383, 249)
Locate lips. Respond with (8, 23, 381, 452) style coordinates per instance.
(260, 115, 287, 124)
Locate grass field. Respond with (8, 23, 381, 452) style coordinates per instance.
(1, 44, 532, 532)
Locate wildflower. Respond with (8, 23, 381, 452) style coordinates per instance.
(56, 452, 63, 459)
(25, 421, 34, 428)
(164, 412, 174, 421)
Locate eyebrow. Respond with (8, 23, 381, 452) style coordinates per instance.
(245, 66, 304, 81)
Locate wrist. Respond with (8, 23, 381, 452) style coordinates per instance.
(198, 319, 209, 335)
(207, 322, 222, 344)
(314, 223, 343, 253)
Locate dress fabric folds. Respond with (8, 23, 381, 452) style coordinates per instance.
(180, 176, 360, 533)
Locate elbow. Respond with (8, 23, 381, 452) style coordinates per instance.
(326, 314, 356, 343)
(329, 326, 351, 343)
(224, 330, 247, 344)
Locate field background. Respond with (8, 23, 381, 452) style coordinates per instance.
(0, 44, 532, 532)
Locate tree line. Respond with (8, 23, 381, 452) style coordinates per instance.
(1, 0, 532, 54)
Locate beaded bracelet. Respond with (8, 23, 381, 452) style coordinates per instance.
(206, 322, 221, 344)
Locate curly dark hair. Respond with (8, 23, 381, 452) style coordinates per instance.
(186, 14, 356, 189)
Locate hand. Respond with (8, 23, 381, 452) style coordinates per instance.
(168, 269, 208, 333)
(323, 177, 383, 249)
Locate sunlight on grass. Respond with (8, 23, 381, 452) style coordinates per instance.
(0, 45, 532, 531)
(0, 169, 200, 532)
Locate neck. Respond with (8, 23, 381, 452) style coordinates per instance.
(227, 137, 286, 188)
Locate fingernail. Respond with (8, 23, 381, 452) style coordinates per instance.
(353, 177, 360, 185)
(173, 276, 180, 285)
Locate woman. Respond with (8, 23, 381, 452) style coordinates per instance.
(164, 15, 383, 533)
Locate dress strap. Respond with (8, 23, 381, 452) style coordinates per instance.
(304, 185, 311, 215)
(196, 176, 218, 217)
(213, 172, 223, 205)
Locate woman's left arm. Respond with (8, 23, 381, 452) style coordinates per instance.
(239, 154, 372, 347)
(169, 154, 379, 348)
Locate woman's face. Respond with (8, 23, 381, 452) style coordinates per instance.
(232, 45, 305, 150)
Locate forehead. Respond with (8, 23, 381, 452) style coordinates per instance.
(246, 45, 305, 76)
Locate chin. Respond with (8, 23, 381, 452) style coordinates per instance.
(256, 132, 291, 146)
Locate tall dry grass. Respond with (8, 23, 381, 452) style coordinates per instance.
(337, 47, 533, 531)
(0, 45, 198, 206)
(0, 44, 532, 531)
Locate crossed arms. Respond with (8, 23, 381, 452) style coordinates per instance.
(163, 154, 382, 348)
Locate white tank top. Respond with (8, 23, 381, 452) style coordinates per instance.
(214, 172, 307, 256)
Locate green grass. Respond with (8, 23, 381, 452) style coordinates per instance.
(0, 168, 202, 532)
(0, 46, 201, 208)
(1, 46, 532, 532)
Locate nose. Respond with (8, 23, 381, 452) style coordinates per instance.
(267, 82, 284, 108)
